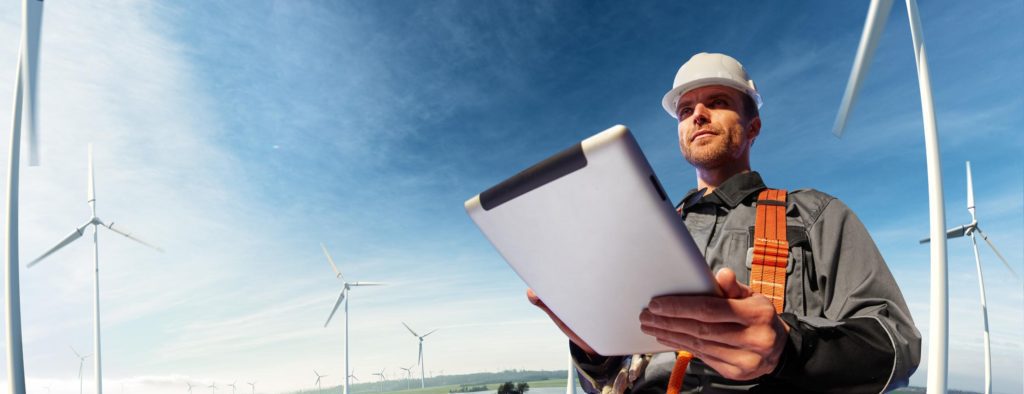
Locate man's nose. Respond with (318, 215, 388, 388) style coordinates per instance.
(692, 103, 710, 126)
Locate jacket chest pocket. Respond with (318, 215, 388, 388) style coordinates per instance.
(744, 226, 811, 314)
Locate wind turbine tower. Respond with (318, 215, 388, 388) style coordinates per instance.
(321, 243, 384, 394)
(566, 351, 576, 394)
(920, 161, 1019, 394)
(5, 1, 44, 393)
(246, 381, 255, 394)
(227, 381, 237, 394)
(208, 382, 217, 394)
(27, 144, 163, 394)
(832, 1, 951, 391)
(401, 322, 438, 389)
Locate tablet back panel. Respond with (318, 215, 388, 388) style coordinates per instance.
(465, 125, 715, 355)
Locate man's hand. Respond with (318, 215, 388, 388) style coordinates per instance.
(639, 268, 790, 381)
(526, 288, 600, 356)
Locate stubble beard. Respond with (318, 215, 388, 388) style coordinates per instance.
(681, 125, 743, 170)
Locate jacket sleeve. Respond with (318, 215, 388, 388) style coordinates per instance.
(771, 198, 921, 393)
(569, 341, 627, 394)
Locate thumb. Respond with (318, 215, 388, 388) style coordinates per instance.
(715, 268, 751, 299)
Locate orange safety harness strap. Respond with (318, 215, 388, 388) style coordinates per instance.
(750, 188, 789, 314)
(666, 189, 788, 394)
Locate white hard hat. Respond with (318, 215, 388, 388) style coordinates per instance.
(661, 52, 762, 119)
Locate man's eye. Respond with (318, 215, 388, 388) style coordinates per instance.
(710, 98, 727, 108)
(677, 107, 693, 118)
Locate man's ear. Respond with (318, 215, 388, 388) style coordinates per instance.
(747, 116, 761, 145)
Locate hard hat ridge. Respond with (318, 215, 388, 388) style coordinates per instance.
(661, 52, 762, 119)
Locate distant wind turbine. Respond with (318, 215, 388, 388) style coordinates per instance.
(246, 381, 255, 394)
(227, 381, 237, 394)
(186, 382, 194, 394)
(402, 322, 438, 389)
(832, 1, 950, 391)
(28, 145, 163, 394)
(372, 368, 387, 392)
(314, 370, 327, 391)
(71, 346, 91, 394)
(5, 1, 44, 393)
(321, 243, 384, 394)
(399, 365, 414, 390)
(920, 161, 1019, 394)
(208, 382, 217, 394)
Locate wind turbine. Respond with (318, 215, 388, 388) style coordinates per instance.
(227, 381, 237, 394)
(372, 368, 387, 393)
(314, 370, 327, 391)
(832, 0, 950, 391)
(399, 365, 414, 390)
(321, 243, 384, 394)
(246, 381, 255, 394)
(401, 322, 438, 389)
(919, 162, 1019, 394)
(71, 346, 91, 394)
(209, 382, 218, 394)
(186, 382, 194, 394)
(5, 1, 44, 393)
(27, 144, 163, 394)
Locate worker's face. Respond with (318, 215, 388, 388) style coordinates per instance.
(675, 85, 760, 170)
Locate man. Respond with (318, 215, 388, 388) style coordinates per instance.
(529, 53, 921, 393)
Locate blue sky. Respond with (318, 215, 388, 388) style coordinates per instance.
(0, 1, 1021, 393)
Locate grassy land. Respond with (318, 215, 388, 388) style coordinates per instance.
(370, 379, 568, 394)
(286, 370, 569, 394)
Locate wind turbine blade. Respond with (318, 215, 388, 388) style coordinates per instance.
(102, 221, 164, 252)
(22, 0, 44, 166)
(321, 243, 344, 279)
(351, 281, 385, 286)
(975, 227, 1019, 281)
(422, 328, 439, 338)
(324, 288, 347, 327)
(70, 346, 81, 358)
(965, 161, 975, 215)
(918, 224, 969, 244)
(402, 321, 419, 337)
(832, 0, 895, 137)
(28, 225, 88, 267)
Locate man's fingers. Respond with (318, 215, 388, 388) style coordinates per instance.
(639, 312, 772, 349)
(644, 326, 776, 381)
(526, 288, 543, 306)
(715, 268, 751, 299)
(647, 295, 775, 324)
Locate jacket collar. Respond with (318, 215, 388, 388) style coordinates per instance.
(678, 171, 767, 210)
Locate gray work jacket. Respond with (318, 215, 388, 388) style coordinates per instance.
(572, 172, 921, 393)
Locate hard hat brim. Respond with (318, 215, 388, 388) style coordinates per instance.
(661, 78, 763, 119)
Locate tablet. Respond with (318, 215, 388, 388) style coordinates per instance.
(464, 125, 716, 356)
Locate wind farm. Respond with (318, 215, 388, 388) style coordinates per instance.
(2, 1, 1021, 394)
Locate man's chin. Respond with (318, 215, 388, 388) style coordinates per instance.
(684, 148, 729, 168)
